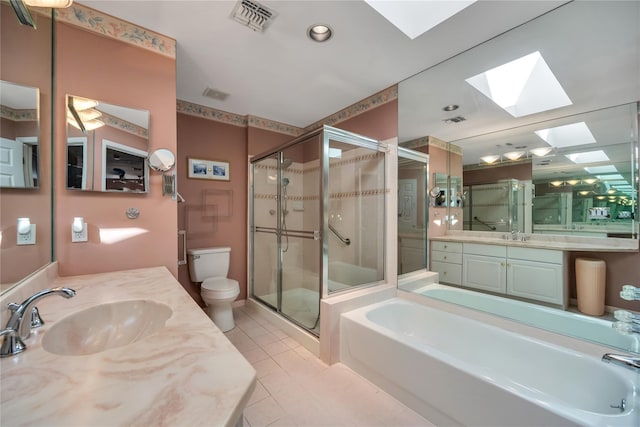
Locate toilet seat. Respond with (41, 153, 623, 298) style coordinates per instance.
(201, 278, 239, 300)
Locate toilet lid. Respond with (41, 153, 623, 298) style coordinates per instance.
(202, 277, 239, 292)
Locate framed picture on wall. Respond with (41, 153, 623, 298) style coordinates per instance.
(187, 158, 230, 181)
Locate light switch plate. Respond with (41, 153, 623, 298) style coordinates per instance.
(17, 224, 36, 245)
(71, 223, 88, 243)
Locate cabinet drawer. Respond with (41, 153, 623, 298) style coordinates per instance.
(431, 251, 462, 264)
(431, 241, 462, 253)
(507, 247, 562, 264)
(463, 243, 506, 258)
(431, 260, 462, 285)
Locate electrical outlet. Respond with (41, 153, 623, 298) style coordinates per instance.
(17, 225, 36, 245)
(71, 223, 88, 243)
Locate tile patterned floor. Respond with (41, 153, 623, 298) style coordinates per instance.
(225, 306, 434, 427)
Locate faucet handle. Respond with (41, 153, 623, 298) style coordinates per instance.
(7, 303, 44, 329)
(30, 307, 44, 329)
(0, 328, 26, 358)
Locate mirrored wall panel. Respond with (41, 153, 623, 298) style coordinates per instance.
(0, 80, 39, 189)
(66, 95, 150, 193)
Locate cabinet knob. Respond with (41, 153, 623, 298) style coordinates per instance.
(507, 263, 511, 268)
(444, 256, 447, 260)
(444, 245, 448, 249)
(501, 262, 505, 267)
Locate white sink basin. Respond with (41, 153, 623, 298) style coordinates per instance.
(42, 300, 172, 356)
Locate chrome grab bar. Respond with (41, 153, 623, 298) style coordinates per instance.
(329, 224, 351, 245)
(254, 226, 319, 240)
(178, 230, 187, 265)
(473, 216, 497, 231)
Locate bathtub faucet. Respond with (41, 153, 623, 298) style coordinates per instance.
(602, 353, 640, 373)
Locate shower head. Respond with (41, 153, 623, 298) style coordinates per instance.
(281, 158, 293, 169)
(282, 177, 290, 187)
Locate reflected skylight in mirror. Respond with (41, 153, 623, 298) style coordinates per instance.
(465, 51, 572, 117)
(565, 150, 609, 164)
(365, 0, 476, 40)
(597, 174, 625, 180)
(584, 165, 618, 174)
(535, 122, 596, 148)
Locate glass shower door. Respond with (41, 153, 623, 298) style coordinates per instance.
(251, 154, 279, 309)
(279, 136, 322, 332)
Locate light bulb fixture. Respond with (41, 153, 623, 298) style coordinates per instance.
(24, 0, 73, 7)
(583, 178, 597, 184)
(17, 217, 31, 234)
(72, 217, 84, 233)
(549, 180, 564, 187)
(529, 147, 553, 157)
(503, 151, 525, 161)
(480, 155, 500, 164)
(578, 190, 591, 196)
(443, 104, 459, 112)
(565, 179, 580, 186)
(307, 24, 332, 42)
(71, 96, 99, 111)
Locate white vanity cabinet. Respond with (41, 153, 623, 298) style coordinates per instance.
(430, 241, 462, 285)
(506, 247, 565, 305)
(462, 244, 507, 293)
(460, 243, 566, 306)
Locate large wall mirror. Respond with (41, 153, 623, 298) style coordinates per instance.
(0, 5, 53, 293)
(0, 81, 40, 189)
(66, 95, 150, 193)
(397, 1, 639, 353)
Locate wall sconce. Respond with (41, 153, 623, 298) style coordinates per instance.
(480, 147, 556, 165)
(71, 217, 88, 242)
(16, 217, 36, 245)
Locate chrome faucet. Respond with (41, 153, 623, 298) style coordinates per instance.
(1, 287, 76, 357)
(602, 353, 640, 373)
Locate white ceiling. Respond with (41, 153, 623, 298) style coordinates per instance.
(80, 0, 567, 128)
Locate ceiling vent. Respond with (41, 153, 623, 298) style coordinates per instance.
(444, 116, 466, 124)
(202, 87, 229, 101)
(230, 0, 276, 33)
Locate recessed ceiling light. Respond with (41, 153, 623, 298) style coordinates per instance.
(308, 24, 332, 42)
(465, 51, 572, 117)
(535, 122, 596, 148)
(443, 104, 459, 112)
(565, 150, 609, 164)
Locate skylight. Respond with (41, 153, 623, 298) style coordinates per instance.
(596, 174, 625, 181)
(584, 165, 618, 174)
(466, 51, 572, 117)
(535, 122, 596, 148)
(565, 150, 609, 164)
(365, 0, 476, 40)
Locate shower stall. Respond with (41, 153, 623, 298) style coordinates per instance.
(249, 126, 386, 336)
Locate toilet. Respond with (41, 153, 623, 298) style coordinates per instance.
(187, 247, 240, 332)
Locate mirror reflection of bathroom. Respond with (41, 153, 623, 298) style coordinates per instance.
(65, 94, 150, 193)
(0, 80, 39, 189)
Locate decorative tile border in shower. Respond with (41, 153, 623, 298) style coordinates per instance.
(254, 188, 388, 201)
(303, 85, 398, 132)
(55, 3, 176, 59)
(253, 163, 304, 175)
(301, 151, 385, 173)
(0, 106, 37, 122)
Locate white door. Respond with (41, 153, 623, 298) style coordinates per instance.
(0, 137, 25, 187)
(398, 179, 417, 230)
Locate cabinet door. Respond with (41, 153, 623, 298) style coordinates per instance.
(462, 254, 506, 293)
(507, 259, 563, 305)
(431, 260, 462, 285)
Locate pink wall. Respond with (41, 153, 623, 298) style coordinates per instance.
(333, 99, 398, 141)
(464, 162, 532, 186)
(54, 22, 177, 278)
(0, 5, 53, 287)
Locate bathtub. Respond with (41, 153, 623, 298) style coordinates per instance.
(416, 283, 640, 354)
(340, 298, 639, 427)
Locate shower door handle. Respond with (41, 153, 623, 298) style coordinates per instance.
(178, 230, 187, 265)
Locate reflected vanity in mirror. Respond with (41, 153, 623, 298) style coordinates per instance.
(397, 1, 640, 354)
(0, 80, 39, 189)
(66, 95, 150, 193)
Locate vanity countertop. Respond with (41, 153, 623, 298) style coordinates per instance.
(431, 232, 639, 252)
(0, 266, 256, 426)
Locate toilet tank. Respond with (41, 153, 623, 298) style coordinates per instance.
(187, 247, 231, 282)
